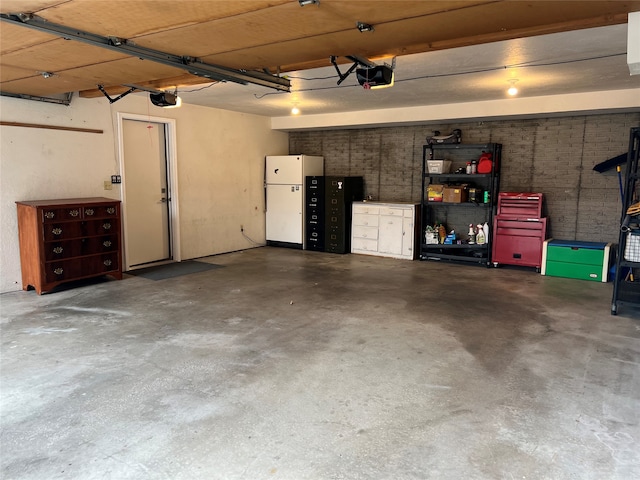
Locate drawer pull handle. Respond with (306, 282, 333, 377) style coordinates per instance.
(103, 259, 112, 267)
(53, 246, 63, 254)
(53, 268, 64, 275)
(85, 208, 95, 216)
(106, 207, 115, 215)
(103, 240, 112, 247)
(52, 228, 63, 236)
(69, 209, 79, 217)
(44, 211, 55, 219)
(103, 223, 111, 230)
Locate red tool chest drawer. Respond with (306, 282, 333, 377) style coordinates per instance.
(492, 217, 548, 270)
(497, 192, 544, 219)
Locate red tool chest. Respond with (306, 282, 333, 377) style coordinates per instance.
(492, 193, 548, 270)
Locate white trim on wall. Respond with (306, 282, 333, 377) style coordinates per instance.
(116, 112, 181, 269)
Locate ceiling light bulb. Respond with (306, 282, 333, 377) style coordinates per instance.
(507, 79, 519, 96)
(291, 106, 300, 115)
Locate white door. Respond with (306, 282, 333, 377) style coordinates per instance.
(402, 216, 414, 257)
(266, 156, 302, 185)
(379, 215, 403, 255)
(122, 119, 171, 267)
(266, 184, 303, 244)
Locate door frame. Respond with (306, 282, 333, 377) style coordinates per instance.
(116, 112, 181, 270)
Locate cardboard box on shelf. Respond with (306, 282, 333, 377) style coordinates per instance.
(443, 185, 468, 203)
(427, 184, 445, 202)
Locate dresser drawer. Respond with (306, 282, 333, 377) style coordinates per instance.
(41, 207, 83, 223)
(85, 235, 120, 253)
(44, 240, 83, 261)
(352, 204, 379, 215)
(352, 237, 378, 252)
(352, 225, 378, 240)
(82, 253, 119, 275)
(84, 219, 118, 236)
(353, 213, 379, 227)
(84, 204, 119, 219)
(43, 222, 83, 241)
(379, 207, 405, 216)
(45, 260, 83, 283)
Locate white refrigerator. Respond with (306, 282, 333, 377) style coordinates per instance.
(265, 155, 324, 248)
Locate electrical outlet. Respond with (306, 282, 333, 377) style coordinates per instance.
(104, 180, 113, 190)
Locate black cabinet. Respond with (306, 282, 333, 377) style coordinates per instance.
(305, 176, 325, 251)
(325, 176, 364, 254)
(420, 143, 501, 265)
(611, 127, 640, 315)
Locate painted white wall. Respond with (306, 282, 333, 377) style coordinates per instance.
(0, 94, 288, 293)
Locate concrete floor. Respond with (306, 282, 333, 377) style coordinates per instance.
(1, 246, 639, 480)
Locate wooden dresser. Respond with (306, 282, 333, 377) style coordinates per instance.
(16, 197, 123, 294)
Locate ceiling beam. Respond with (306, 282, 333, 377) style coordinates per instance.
(0, 13, 291, 92)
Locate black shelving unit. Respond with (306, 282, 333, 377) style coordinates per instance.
(420, 143, 501, 266)
(611, 127, 640, 315)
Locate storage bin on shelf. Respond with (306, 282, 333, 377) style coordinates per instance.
(624, 229, 640, 262)
(427, 160, 452, 174)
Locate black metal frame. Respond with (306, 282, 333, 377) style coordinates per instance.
(611, 126, 640, 315)
(419, 143, 501, 266)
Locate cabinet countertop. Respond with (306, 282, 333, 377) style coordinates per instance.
(354, 201, 419, 207)
(16, 197, 119, 207)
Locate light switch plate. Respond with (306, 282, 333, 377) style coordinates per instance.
(104, 180, 113, 190)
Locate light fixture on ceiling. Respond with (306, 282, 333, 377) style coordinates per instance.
(298, 0, 319, 6)
(291, 105, 300, 115)
(507, 79, 519, 96)
(39, 71, 54, 78)
(356, 21, 374, 32)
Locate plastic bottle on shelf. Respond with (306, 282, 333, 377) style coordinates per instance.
(470, 160, 477, 174)
(467, 224, 476, 244)
(466, 162, 472, 174)
(483, 222, 490, 244)
(476, 224, 486, 244)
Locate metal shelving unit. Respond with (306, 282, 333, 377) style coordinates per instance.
(420, 143, 501, 266)
(611, 127, 640, 315)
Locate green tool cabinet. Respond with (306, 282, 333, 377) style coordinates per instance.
(541, 239, 611, 282)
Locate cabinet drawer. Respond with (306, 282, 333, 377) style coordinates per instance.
(379, 207, 404, 216)
(82, 253, 119, 275)
(353, 213, 379, 227)
(41, 207, 82, 223)
(44, 240, 83, 261)
(84, 219, 118, 236)
(352, 225, 378, 240)
(545, 260, 603, 282)
(353, 204, 379, 215)
(352, 237, 378, 252)
(85, 235, 120, 253)
(84, 204, 119, 219)
(546, 245, 604, 266)
(45, 260, 83, 283)
(43, 222, 82, 241)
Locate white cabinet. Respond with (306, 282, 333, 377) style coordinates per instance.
(351, 202, 418, 260)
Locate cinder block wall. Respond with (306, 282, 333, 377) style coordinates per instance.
(290, 113, 639, 243)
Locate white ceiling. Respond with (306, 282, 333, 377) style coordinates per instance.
(175, 24, 639, 118)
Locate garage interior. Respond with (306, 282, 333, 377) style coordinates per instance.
(1, 1, 640, 479)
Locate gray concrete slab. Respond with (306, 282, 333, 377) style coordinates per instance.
(1, 247, 639, 480)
